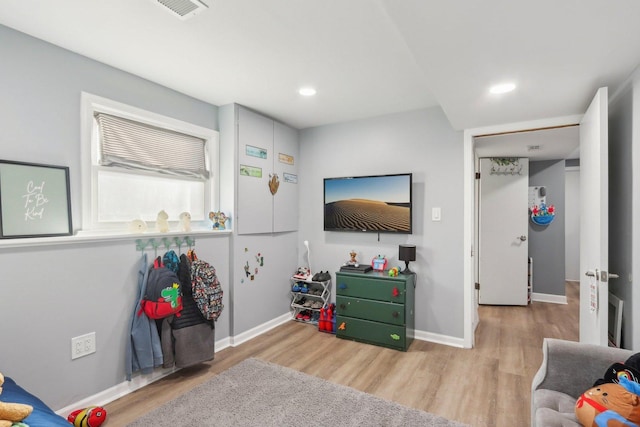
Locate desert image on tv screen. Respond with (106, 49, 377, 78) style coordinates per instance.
(324, 174, 411, 232)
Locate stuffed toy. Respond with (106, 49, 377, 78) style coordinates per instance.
(156, 210, 170, 233)
(593, 352, 640, 387)
(67, 406, 107, 427)
(128, 219, 148, 233)
(178, 211, 191, 232)
(0, 372, 34, 427)
(575, 377, 640, 426)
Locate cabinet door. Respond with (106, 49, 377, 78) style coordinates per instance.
(237, 107, 273, 234)
(273, 121, 298, 232)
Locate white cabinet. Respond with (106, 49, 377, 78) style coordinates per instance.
(222, 104, 299, 234)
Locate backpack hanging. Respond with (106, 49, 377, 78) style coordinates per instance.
(189, 250, 224, 321)
(139, 256, 183, 319)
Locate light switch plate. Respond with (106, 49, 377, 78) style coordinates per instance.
(432, 207, 441, 221)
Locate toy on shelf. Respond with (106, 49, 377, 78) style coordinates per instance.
(209, 211, 228, 230)
(372, 255, 388, 271)
(388, 267, 400, 277)
(178, 212, 191, 232)
(155, 210, 170, 233)
(345, 250, 359, 267)
(128, 219, 148, 234)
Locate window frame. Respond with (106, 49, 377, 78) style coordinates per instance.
(80, 92, 219, 233)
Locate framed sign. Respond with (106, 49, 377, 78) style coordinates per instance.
(0, 160, 72, 238)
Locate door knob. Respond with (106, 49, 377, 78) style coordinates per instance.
(518, 235, 527, 241)
(601, 271, 619, 282)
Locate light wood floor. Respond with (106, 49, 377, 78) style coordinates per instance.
(105, 282, 579, 426)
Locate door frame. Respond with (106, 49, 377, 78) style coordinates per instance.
(462, 114, 583, 348)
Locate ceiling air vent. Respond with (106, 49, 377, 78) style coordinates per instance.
(152, 0, 209, 20)
(527, 145, 542, 152)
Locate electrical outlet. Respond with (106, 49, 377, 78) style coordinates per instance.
(71, 332, 96, 360)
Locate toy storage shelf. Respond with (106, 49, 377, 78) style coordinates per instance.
(290, 277, 331, 325)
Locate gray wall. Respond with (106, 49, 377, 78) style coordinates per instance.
(609, 77, 634, 348)
(0, 24, 230, 410)
(529, 160, 566, 296)
(299, 108, 465, 339)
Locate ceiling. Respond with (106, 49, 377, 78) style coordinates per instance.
(1, 0, 640, 137)
(475, 125, 580, 160)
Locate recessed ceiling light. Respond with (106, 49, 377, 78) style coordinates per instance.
(299, 87, 317, 96)
(489, 83, 516, 94)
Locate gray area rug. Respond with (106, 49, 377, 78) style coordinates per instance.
(127, 358, 468, 427)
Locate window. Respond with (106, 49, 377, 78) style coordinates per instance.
(80, 92, 219, 232)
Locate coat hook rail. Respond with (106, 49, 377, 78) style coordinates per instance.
(135, 236, 196, 252)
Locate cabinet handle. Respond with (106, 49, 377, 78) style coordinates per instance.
(392, 287, 400, 297)
(339, 283, 347, 290)
(339, 304, 346, 310)
(392, 311, 399, 318)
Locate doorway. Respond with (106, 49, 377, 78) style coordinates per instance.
(462, 117, 582, 348)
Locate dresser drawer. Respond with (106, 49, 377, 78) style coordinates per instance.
(335, 274, 406, 303)
(336, 315, 406, 351)
(337, 296, 405, 326)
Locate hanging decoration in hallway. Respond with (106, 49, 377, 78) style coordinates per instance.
(528, 185, 556, 226)
(531, 202, 556, 225)
(489, 157, 522, 175)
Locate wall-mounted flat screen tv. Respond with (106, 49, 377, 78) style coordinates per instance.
(323, 173, 412, 233)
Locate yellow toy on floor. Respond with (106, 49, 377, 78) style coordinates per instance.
(0, 372, 33, 427)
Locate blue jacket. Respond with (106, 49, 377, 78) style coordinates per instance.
(126, 253, 163, 380)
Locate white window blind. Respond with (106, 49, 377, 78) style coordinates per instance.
(95, 112, 209, 179)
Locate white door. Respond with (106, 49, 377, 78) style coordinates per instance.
(478, 158, 529, 305)
(579, 87, 611, 345)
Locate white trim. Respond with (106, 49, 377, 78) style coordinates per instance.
(56, 366, 177, 416)
(54, 333, 233, 417)
(414, 329, 466, 348)
(54, 316, 464, 417)
(565, 166, 580, 172)
(531, 293, 568, 304)
(230, 313, 291, 347)
(0, 228, 231, 250)
(463, 114, 583, 349)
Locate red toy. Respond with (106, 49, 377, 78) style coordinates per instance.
(67, 406, 107, 427)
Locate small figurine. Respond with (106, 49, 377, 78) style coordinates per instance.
(348, 250, 358, 266)
(156, 210, 169, 233)
(209, 211, 228, 230)
(178, 212, 191, 232)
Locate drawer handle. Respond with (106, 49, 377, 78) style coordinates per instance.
(392, 311, 399, 318)
(392, 287, 400, 297)
(339, 283, 347, 290)
(338, 322, 346, 330)
(339, 303, 346, 310)
(390, 334, 400, 341)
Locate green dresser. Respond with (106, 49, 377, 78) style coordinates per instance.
(335, 270, 415, 351)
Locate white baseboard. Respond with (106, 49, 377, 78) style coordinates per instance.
(56, 314, 459, 417)
(414, 329, 466, 348)
(56, 365, 178, 417)
(56, 314, 290, 417)
(230, 312, 291, 347)
(531, 292, 567, 304)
